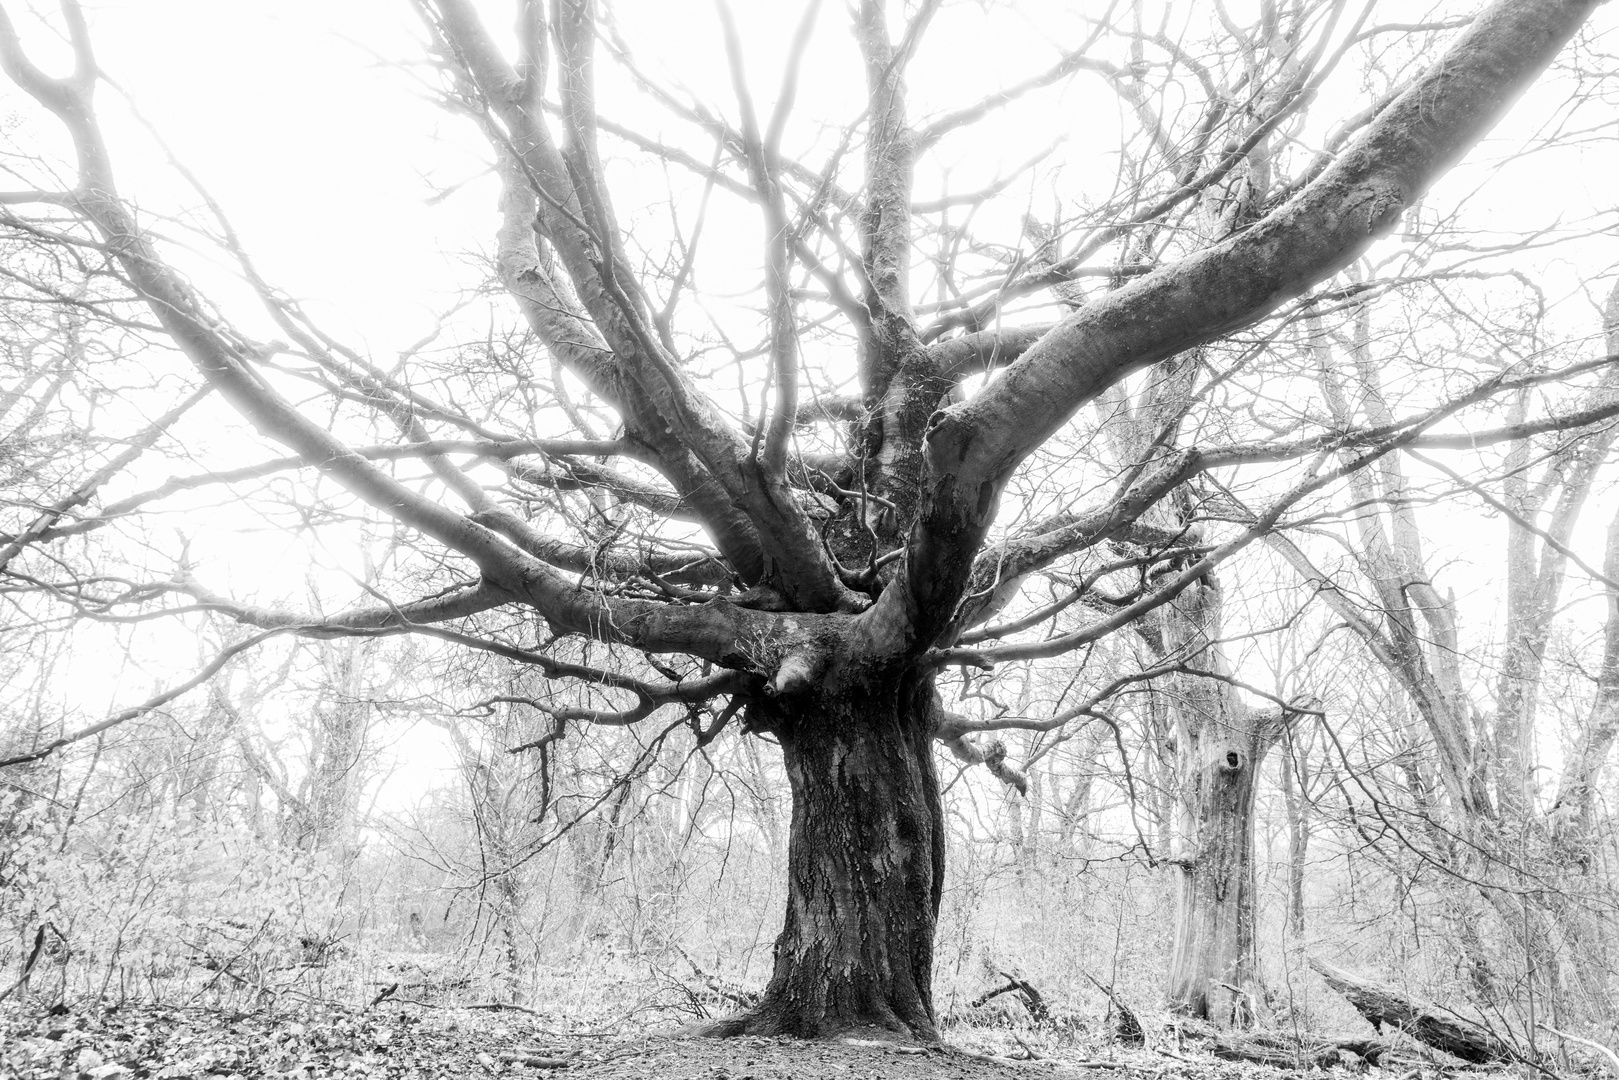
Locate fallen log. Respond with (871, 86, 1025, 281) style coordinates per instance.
(672, 944, 760, 1011)
(1176, 1017, 1399, 1070)
(1206, 1034, 1340, 1069)
(1309, 958, 1516, 1064)
(971, 970, 1050, 1024)
(1202, 1032, 1401, 1069)
(497, 1051, 571, 1070)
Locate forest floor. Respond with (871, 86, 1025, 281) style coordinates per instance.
(0, 1000, 1495, 1080)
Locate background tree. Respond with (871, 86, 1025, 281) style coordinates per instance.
(1268, 282, 1619, 1027)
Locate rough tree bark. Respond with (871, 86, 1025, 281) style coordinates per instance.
(1163, 575, 1289, 1027)
(709, 673, 943, 1039)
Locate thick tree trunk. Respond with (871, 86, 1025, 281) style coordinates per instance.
(1162, 576, 1284, 1028)
(710, 673, 943, 1042)
(1167, 727, 1269, 1026)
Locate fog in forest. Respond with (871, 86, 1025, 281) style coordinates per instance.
(2, 0, 1618, 1075)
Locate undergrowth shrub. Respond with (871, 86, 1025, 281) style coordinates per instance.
(0, 793, 347, 1006)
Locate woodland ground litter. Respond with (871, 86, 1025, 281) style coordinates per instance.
(3, 0, 1619, 1067)
(0, 1000, 1539, 1080)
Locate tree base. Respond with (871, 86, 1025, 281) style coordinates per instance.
(717, 678, 943, 1045)
(698, 999, 939, 1043)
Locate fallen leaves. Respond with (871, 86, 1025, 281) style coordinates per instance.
(3, 1000, 1456, 1080)
(0, 1002, 581, 1079)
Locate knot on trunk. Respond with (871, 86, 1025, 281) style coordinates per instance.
(765, 650, 821, 697)
(921, 404, 972, 470)
(939, 727, 1029, 795)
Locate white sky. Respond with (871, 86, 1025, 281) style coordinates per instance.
(4, 0, 1618, 805)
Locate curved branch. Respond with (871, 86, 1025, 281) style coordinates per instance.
(181, 578, 517, 631)
(0, 384, 211, 572)
(0, 626, 288, 767)
(433, 0, 850, 611)
(929, 324, 1053, 383)
(877, 0, 1602, 658)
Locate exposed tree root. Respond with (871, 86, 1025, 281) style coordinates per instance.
(698, 1009, 939, 1044)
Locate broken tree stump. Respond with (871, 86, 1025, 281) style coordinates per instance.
(1085, 973, 1144, 1046)
(1309, 957, 1516, 1064)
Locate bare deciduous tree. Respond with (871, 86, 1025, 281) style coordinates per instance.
(1, 0, 1611, 1042)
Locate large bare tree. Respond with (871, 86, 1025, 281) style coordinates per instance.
(1, 0, 1611, 1042)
